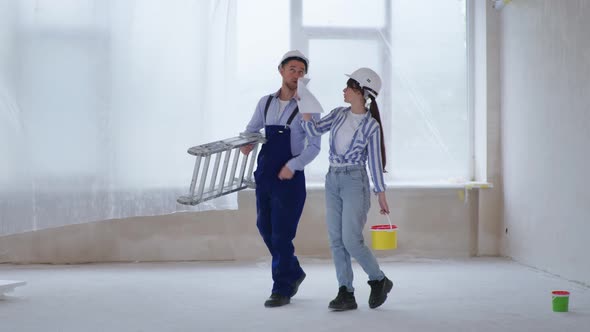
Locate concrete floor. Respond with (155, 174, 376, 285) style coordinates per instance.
(0, 257, 589, 332)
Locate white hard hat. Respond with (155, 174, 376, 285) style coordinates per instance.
(279, 50, 309, 73)
(345, 67, 382, 98)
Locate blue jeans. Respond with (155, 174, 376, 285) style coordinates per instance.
(325, 165, 384, 292)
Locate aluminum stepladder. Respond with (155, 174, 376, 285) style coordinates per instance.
(176, 132, 266, 206)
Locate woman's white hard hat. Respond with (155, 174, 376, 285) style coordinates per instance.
(345, 67, 382, 98)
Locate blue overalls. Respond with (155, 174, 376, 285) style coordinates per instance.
(254, 95, 306, 297)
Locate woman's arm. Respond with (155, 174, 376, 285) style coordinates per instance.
(367, 125, 389, 214)
(300, 108, 340, 137)
(366, 122, 386, 193)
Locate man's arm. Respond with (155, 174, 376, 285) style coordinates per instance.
(241, 97, 266, 155)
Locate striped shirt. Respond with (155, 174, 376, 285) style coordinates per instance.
(301, 107, 386, 193)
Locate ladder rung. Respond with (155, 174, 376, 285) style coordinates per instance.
(208, 153, 222, 193)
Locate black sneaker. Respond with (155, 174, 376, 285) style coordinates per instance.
(367, 276, 393, 309)
(264, 293, 291, 307)
(291, 272, 306, 297)
(328, 286, 358, 311)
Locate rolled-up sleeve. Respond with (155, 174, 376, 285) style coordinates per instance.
(244, 97, 267, 133)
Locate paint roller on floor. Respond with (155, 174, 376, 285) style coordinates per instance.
(177, 132, 266, 206)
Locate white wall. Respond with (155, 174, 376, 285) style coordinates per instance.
(501, 0, 590, 285)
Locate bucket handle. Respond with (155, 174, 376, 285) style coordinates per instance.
(385, 213, 394, 232)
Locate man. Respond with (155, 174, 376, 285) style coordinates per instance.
(241, 50, 320, 307)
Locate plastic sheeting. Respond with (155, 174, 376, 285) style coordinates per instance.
(0, 0, 238, 235)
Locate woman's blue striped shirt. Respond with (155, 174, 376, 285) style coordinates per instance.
(301, 107, 386, 193)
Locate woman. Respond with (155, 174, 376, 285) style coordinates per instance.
(301, 67, 393, 311)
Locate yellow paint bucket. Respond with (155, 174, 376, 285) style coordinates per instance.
(370, 223, 398, 250)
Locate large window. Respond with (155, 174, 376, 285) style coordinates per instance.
(236, 0, 470, 185)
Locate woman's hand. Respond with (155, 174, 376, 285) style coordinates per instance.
(295, 92, 312, 121)
(377, 192, 390, 215)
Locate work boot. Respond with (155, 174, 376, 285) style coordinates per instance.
(328, 286, 358, 311)
(291, 272, 306, 297)
(264, 293, 290, 308)
(367, 276, 393, 309)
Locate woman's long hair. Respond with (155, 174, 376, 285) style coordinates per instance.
(367, 95, 386, 171)
(347, 78, 387, 171)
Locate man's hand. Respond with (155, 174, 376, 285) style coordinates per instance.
(301, 113, 312, 121)
(240, 144, 254, 155)
(278, 165, 294, 180)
